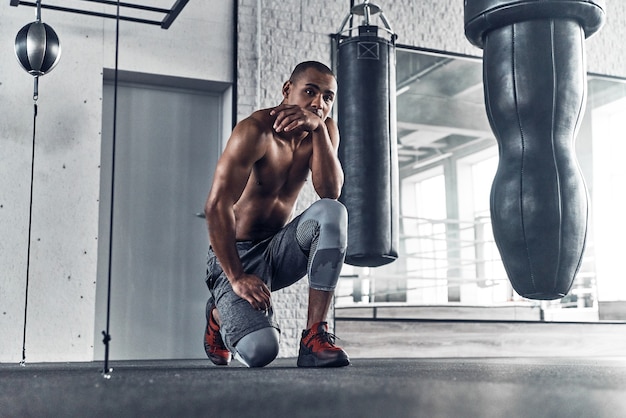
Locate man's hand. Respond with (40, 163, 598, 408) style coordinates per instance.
(231, 273, 272, 311)
(271, 104, 323, 133)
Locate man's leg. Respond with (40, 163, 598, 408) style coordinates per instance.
(208, 303, 280, 368)
(296, 198, 348, 293)
(307, 288, 333, 329)
(204, 298, 232, 366)
(253, 198, 349, 367)
(233, 327, 280, 368)
(207, 304, 279, 368)
(295, 199, 348, 319)
(205, 241, 281, 368)
(294, 199, 350, 367)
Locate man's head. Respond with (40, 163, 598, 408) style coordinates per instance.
(282, 61, 337, 121)
(288, 61, 335, 84)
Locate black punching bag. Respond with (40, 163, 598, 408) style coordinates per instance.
(336, 2, 399, 267)
(464, 0, 605, 299)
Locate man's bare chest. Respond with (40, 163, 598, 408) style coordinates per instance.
(252, 142, 311, 192)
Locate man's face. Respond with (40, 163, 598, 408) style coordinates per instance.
(283, 68, 337, 120)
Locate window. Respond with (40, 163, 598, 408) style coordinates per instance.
(402, 167, 448, 304)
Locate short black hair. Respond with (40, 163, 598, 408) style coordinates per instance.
(289, 61, 335, 82)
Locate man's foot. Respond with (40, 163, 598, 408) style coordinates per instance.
(204, 306, 232, 366)
(297, 321, 350, 368)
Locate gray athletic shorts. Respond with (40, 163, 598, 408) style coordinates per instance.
(205, 214, 308, 351)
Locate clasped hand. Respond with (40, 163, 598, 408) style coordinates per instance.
(271, 104, 323, 133)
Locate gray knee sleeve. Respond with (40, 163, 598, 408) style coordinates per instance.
(234, 327, 280, 368)
(296, 199, 348, 291)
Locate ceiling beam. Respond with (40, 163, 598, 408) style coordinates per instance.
(9, 0, 189, 29)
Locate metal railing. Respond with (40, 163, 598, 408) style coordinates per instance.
(337, 215, 598, 319)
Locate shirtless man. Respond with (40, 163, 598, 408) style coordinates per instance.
(203, 61, 350, 368)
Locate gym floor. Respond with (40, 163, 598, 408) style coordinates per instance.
(1, 356, 625, 417)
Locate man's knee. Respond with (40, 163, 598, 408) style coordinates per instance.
(300, 199, 348, 249)
(297, 199, 348, 291)
(309, 199, 347, 226)
(234, 327, 280, 368)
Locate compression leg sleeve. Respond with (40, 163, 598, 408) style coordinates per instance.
(295, 199, 348, 291)
(233, 327, 280, 368)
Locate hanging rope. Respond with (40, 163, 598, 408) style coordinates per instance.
(102, 0, 121, 379)
(20, 76, 39, 367)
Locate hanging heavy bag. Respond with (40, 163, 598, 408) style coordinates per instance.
(337, 24, 399, 267)
(464, 0, 605, 299)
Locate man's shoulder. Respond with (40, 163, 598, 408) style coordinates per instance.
(241, 108, 274, 130)
(228, 109, 274, 150)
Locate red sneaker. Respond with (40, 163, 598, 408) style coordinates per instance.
(297, 322, 350, 368)
(204, 306, 231, 366)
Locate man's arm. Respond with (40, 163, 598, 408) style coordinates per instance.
(271, 104, 344, 199)
(309, 117, 343, 199)
(204, 117, 272, 311)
